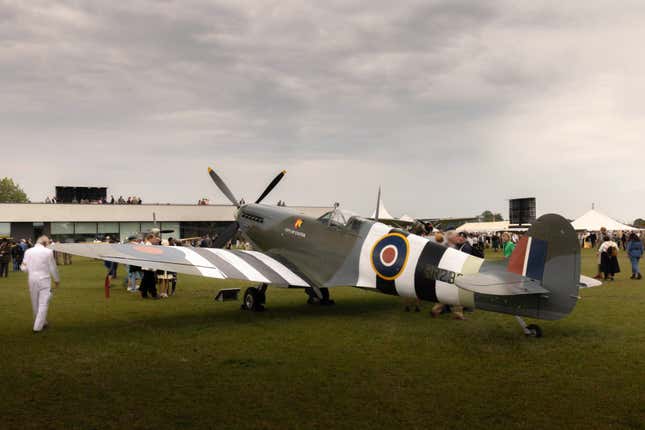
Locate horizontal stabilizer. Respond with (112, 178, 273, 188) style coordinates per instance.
(579, 275, 602, 288)
(455, 271, 550, 296)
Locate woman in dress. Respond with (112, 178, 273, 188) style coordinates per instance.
(598, 236, 620, 281)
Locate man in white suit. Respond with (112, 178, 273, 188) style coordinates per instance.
(21, 236, 60, 332)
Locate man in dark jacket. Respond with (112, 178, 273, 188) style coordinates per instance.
(456, 232, 473, 255)
(11, 241, 22, 271)
(139, 234, 160, 299)
(0, 238, 11, 277)
(627, 233, 643, 280)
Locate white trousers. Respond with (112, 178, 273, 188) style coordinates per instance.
(29, 279, 52, 332)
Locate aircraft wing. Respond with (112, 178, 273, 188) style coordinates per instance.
(51, 243, 310, 287)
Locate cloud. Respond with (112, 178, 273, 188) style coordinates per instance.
(1, 0, 644, 222)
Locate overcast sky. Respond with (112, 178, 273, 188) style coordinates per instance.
(1, 0, 644, 222)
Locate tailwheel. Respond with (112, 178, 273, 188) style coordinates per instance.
(526, 324, 542, 338)
(241, 285, 266, 312)
(515, 316, 543, 338)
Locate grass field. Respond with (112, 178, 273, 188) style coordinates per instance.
(1, 248, 644, 430)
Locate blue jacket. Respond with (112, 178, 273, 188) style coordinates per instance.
(627, 240, 643, 258)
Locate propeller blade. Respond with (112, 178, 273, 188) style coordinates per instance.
(212, 222, 239, 248)
(255, 170, 286, 204)
(208, 167, 240, 208)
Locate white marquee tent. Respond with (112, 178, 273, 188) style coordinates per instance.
(456, 221, 510, 233)
(370, 198, 395, 220)
(571, 209, 638, 231)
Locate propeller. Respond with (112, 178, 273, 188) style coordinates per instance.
(255, 170, 286, 204)
(208, 167, 240, 208)
(206, 167, 287, 247)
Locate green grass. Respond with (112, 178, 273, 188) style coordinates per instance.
(1, 249, 644, 430)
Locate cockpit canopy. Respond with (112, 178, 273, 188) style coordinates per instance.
(317, 208, 360, 227)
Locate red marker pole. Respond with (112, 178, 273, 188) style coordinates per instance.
(104, 274, 111, 299)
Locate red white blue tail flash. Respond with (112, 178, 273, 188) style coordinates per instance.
(507, 236, 548, 281)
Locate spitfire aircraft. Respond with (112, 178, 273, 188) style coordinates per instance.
(53, 168, 599, 337)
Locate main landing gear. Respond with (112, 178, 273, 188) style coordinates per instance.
(515, 316, 542, 338)
(241, 285, 336, 312)
(241, 284, 267, 312)
(305, 287, 335, 306)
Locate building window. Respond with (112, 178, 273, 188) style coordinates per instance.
(0, 222, 10, 236)
(98, 223, 119, 234)
(161, 222, 181, 240)
(74, 223, 97, 234)
(119, 222, 141, 242)
(140, 222, 156, 233)
(51, 222, 74, 235)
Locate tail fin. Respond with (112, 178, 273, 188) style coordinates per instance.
(524, 213, 581, 320)
(455, 214, 581, 320)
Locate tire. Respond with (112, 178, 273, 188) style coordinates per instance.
(526, 324, 543, 338)
(243, 287, 258, 311)
(242, 287, 266, 312)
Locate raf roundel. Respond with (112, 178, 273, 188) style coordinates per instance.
(370, 233, 410, 280)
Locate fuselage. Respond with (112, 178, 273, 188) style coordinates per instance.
(233, 204, 581, 322)
(234, 204, 481, 310)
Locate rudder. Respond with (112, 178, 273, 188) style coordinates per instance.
(525, 213, 581, 320)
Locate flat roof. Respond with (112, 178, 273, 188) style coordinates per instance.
(0, 203, 330, 223)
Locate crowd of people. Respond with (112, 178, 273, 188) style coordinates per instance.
(99, 234, 181, 299)
(409, 222, 519, 258)
(44, 195, 143, 204)
(0, 238, 33, 277)
(582, 228, 643, 281)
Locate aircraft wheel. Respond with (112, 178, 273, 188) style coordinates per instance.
(242, 287, 257, 311)
(526, 324, 542, 338)
(242, 287, 265, 312)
